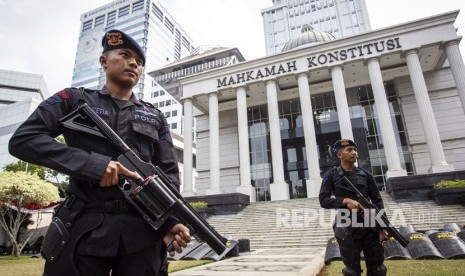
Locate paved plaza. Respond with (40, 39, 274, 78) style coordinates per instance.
(171, 247, 325, 276)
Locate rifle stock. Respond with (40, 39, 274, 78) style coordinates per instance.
(59, 103, 229, 255)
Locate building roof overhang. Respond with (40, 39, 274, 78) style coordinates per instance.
(147, 47, 246, 77)
(177, 10, 460, 114)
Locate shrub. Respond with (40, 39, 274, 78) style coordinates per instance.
(433, 179, 465, 189)
(189, 201, 208, 209)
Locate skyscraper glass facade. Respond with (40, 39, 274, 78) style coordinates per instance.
(262, 0, 371, 54)
(72, 0, 195, 133)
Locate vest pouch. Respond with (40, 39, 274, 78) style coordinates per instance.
(41, 217, 70, 263)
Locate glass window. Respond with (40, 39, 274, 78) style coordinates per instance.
(346, 81, 413, 187)
(394, 114, 404, 131)
(398, 132, 408, 147)
(152, 3, 163, 21)
(280, 118, 290, 130)
(164, 18, 174, 33)
(119, 5, 130, 18)
(132, 0, 144, 12)
(82, 20, 92, 31)
(248, 105, 272, 201)
(277, 98, 306, 198)
(182, 36, 190, 50)
(287, 148, 297, 162)
(107, 11, 116, 27)
(94, 15, 105, 27)
(307, 81, 413, 187)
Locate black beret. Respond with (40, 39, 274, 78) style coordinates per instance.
(101, 29, 146, 66)
(333, 139, 357, 153)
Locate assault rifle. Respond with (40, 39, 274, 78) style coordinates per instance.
(59, 103, 229, 255)
(339, 171, 409, 247)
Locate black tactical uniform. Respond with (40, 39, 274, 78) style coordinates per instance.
(9, 86, 179, 275)
(319, 165, 386, 276)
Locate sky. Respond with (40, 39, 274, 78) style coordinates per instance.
(0, 0, 465, 94)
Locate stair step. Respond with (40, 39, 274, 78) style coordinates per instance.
(204, 192, 465, 249)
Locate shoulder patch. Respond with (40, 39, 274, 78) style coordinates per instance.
(57, 90, 70, 99)
(44, 90, 70, 106)
(160, 116, 173, 144)
(356, 167, 369, 177)
(322, 167, 336, 182)
(322, 172, 330, 183)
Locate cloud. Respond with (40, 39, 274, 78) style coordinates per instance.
(0, 0, 113, 92)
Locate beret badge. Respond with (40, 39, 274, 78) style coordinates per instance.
(107, 32, 123, 46)
(333, 138, 357, 153)
(102, 29, 146, 66)
(341, 139, 350, 146)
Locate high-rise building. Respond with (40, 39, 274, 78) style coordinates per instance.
(262, 0, 371, 55)
(71, 0, 195, 133)
(0, 69, 50, 169)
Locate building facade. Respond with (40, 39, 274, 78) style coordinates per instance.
(148, 47, 245, 137)
(71, 0, 195, 133)
(262, 0, 371, 55)
(0, 69, 50, 169)
(148, 47, 246, 194)
(176, 11, 465, 203)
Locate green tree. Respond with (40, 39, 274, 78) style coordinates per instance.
(4, 135, 69, 197)
(0, 171, 60, 257)
(3, 160, 68, 197)
(4, 160, 45, 179)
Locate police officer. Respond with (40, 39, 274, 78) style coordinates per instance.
(9, 29, 190, 276)
(319, 139, 389, 276)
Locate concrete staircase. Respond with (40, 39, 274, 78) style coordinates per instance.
(206, 192, 465, 250)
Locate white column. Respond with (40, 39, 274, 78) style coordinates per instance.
(266, 80, 289, 201)
(367, 58, 407, 178)
(181, 98, 195, 196)
(297, 73, 322, 198)
(444, 40, 465, 116)
(330, 66, 354, 140)
(206, 92, 222, 195)
(405, 50, 453, 173)
(235, 86, 256, 202)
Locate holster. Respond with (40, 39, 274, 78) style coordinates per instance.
(41, 195, 104, 276)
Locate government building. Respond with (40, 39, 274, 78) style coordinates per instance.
(169, 11, 465, 203)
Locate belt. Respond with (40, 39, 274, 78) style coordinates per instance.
(84, 200, 131, 213)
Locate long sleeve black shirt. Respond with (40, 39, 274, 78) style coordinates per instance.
(9, 87, 180, 256)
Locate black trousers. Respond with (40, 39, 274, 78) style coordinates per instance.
(75, 245, 168, 276)
(42, 198, 168, 276)
(335, 227, 384, 274)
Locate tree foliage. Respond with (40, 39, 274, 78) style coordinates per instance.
(4, 136, 69, 194)
(4, 161, 45, 179)
(0, 171, 60, 256)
